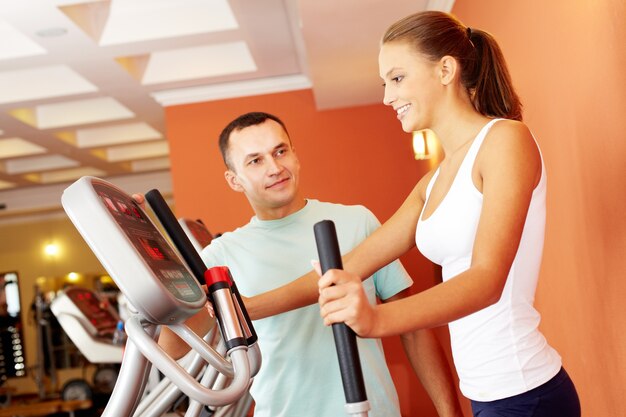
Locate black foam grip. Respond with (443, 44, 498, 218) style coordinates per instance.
(314, 220, 368, 404)
(145, 189, 206, 286)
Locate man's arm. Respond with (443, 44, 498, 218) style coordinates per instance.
(385, 290, 464, 417)
(243, 270, 318, 319)
(245, 176, 433, 320)
(158, 307, 216, 359)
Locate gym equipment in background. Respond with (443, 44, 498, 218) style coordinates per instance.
(178, 218, 213, 253)
(51, 286, 123, 364)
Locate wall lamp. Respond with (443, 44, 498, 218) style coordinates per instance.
(412, 130, 432, 160)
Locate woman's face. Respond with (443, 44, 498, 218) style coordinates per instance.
(379, 41, 441, 133)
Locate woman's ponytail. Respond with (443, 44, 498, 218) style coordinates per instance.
(468, 29, 523, 121)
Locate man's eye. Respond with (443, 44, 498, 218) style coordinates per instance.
(392, 75, 404, 83)
(276, 148, 286, 156)
(248, 158, 260, 165)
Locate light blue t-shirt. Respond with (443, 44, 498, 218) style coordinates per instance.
(201, 199, 412, 417)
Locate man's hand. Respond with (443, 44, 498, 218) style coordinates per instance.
(131, 193, 146, 209)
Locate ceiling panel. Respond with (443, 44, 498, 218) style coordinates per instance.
(1, 154, 78, 174)
(0, 20, 47, 60)
(129, 157, 171, 173)
(24, 166, 106, 184)
(0, 138, 47, 159)
(99, 0, 238, 45)
(141, 41, 257, 85)
(0, 179, 15, 190)
(93, 140, 169, 162)
(10, 97, 135, 129)
(57, 122, 163, 148)
(0, 65, 99, 104)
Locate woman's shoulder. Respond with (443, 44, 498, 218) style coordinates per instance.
(490, 118, 532, 135)
(478, 119, 542, 182)
(481, 119, 539, 160)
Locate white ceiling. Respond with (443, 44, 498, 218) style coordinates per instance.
(0, 0, 452, 223)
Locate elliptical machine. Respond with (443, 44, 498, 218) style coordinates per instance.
(59, 177, 261, 417)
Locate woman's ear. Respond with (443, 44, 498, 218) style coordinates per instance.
(224, 170, 244, 192)
(439, 55, 458, 86)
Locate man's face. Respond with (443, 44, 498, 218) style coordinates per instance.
(225, 119, 301, 219)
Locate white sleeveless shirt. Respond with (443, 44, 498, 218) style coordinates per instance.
(415, 119, 562, 401)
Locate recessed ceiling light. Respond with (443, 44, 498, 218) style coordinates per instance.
(36, 27, 68, 38)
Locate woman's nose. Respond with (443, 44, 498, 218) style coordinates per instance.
(382, 87, 395, 106)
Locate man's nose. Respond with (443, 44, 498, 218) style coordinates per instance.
(267, 157, 282, 175)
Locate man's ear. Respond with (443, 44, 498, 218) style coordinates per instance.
(439, 55, 458, 86)
(225, 170, 244, 192)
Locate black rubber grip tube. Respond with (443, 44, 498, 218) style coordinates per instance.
(314, 220, 368, 405)
(145, 189, 206, 286)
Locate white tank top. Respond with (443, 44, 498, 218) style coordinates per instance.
(415, 119, 562, 401)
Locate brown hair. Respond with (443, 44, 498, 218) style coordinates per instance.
(383, 11, 522, 121)
(218, 112, 290, 170)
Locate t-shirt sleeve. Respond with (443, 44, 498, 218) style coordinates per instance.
(200, 239, 224, 268)
(360, 206, 413, 300)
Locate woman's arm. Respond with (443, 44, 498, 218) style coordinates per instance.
(245, 173, 433, 319)
(319, 121, 542, 337)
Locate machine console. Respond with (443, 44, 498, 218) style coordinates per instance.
(62, 177, 206, 324)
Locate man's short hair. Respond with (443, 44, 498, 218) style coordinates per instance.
(218, 112, 290, 170)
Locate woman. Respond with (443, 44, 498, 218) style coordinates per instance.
(317, 11, 580, 417)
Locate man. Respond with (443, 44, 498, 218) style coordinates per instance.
(159, 112, 462, 417)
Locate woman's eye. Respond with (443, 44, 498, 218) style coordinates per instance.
(392, 75, 404, 83)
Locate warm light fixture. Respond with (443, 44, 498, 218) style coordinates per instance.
(67, 272, 81, 283)
(412, 130, 431, 160)
(44, 243, 60, 257)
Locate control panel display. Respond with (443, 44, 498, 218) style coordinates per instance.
(93, 183, 202, 303)
(139, 237, 169, 261)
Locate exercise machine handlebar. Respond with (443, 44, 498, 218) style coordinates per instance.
(313, 220, 370, 417)
(145, 189, 258, 350)
(145, 189, 209, 285)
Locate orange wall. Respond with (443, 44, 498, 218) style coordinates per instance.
(164, 89, 459, 416)
(452, 0, 626, 416)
